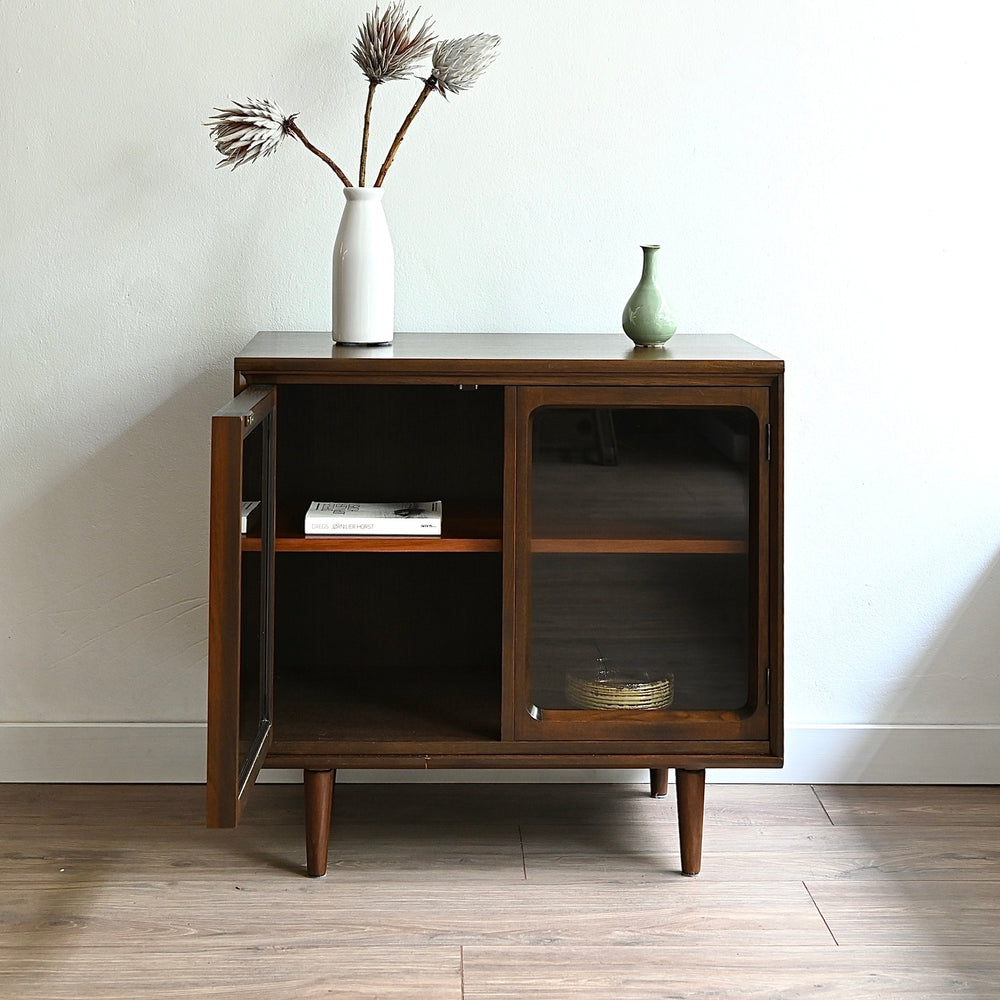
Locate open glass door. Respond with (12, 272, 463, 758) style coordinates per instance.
(207, 384, 276, 827)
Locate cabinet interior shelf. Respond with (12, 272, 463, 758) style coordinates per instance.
(244, 534, 745, 555)
(531, 537, 747, 554)
(242, 504, 502, 552)
(272, 667, 501, 747)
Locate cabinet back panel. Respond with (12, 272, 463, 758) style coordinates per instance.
(271, 552, 502, 742)
(275, 384, 504, 507)
(273, 552, 502, 671)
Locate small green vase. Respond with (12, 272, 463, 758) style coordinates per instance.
(622, 244, 677, 347)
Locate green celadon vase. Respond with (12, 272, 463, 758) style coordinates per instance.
(622, 244, 677, 347)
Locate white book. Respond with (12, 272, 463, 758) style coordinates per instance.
(304, 501, 443, 536)
(241, 500, 260, 533)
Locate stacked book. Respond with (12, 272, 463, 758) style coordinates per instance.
(304, 501, 443, 536)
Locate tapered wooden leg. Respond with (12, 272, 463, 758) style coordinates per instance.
(676, 768, 706, 876)
(304, 768, 335, 878)
(649, 767, 669, 798)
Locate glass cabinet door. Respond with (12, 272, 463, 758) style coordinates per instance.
(514, 386, 772, 743)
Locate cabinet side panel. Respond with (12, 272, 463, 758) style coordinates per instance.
(769, 373, 785, 761)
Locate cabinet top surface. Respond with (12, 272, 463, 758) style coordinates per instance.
(235, 332, 783, 378)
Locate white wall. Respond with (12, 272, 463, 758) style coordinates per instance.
(2, 0, 998, 783)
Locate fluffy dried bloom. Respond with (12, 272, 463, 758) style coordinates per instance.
(353, 3, 436, 84)
(206, 98, 294, 169)
(428, 34, 500, 96)
(373, 32, 501, 186)
(206, 97, 352, 186)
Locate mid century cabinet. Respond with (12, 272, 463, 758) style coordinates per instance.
(208, 332, 783, 876)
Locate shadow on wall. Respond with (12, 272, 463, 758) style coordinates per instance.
(836, 548, 1000, 783)
(1, 359, 230, 727)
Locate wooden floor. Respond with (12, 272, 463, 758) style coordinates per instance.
(2, 782, 999, 998)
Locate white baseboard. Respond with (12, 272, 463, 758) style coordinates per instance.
(1, 723, 998, 784)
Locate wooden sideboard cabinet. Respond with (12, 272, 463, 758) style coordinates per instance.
(208, 332, 784, 876)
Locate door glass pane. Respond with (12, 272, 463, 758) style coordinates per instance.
(239, 551, 266, 770)
(238, 415, 271, 783)
(529, 407, 753, 716)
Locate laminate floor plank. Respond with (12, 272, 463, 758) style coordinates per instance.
(0, 879, 832, 949)
(0, 781, 830, 828)
(813, 784, 1000, 827)
(462, 945, 1000, 999)
(0, 945, 462, 1000)
(0, 783, 210, 827)
(804, 881, 1000, 947)
(30, 814, 999, 889)
(0, 822, 527, 885)
(520, 821, 1000, 882)
(703, 824, 1000, 882)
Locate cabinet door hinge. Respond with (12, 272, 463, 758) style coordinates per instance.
(765, 664, 771, 706)
(765, 423, 772, 461)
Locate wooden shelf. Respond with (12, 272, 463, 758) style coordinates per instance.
(270, 534, 500, 554)
(272, 666, 501, 749)
(243, 504, 502, 553)
(531, 536, 746, 554)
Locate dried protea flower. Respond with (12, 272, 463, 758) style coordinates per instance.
(206, 98, 293, 170)
(428, 34, 501, 96)
(354, 3, 437, 186)
(374, 32, 500, 186)
(206, 98, 352, 186)
(208, 17, 500, 192)
(353, 2, 436, 85)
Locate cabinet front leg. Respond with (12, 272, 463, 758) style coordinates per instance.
(675, 768, 706, 876)
(649, 767, 669, 798)
(304, 769, 335, 878)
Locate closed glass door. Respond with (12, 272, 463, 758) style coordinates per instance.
(514, 386, 771, 743)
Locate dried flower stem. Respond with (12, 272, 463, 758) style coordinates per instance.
(359, 81, 378, 186)
(374, 79, 434, 187)
(285, 118, 353, 187)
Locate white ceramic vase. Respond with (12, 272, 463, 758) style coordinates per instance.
(332, 187, 394, 346)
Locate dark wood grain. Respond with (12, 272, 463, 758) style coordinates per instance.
(207, 386, 276, 829)
(207, 333, 784, 875)
(237, 331, 783, 373)
(649, 767, 669, 797)
(304, 769, 334, 877)
(676, 768, 707, 876)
